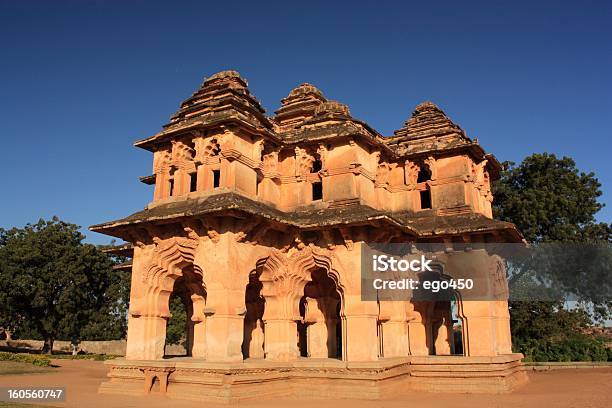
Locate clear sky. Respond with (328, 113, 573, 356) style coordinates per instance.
(1, 0, 610, 244)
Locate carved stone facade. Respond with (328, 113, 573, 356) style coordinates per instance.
(92, 71, 527, 401)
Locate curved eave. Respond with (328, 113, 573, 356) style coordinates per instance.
(89, 193, 420, 240)
(134, 114, 280, 152)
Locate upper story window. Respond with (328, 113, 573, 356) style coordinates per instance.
(213, 169, 221, 188)
(417, 167, 432, 183)
(189, 172, 197, 192)
(312, 181, 323, 201)
(417, 165, 432, 210)
(420, 190, 432, 209)
(169, 178, 175, 197)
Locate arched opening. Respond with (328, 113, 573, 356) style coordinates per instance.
(298, 299, 308, 357)
(242, 268, 265, 359)
(426, 293, 465, 356)
(417, 166, 431, 183)
(450, 295, 464, 355)
(163, 266, 206, 358)
(299, 268, 342, 359)
(429, 301, 453, 355)
(417, 166, 432, 209)
(312, 180, 323, 201)
(165, 278, 189, 357)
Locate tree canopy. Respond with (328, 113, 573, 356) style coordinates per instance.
(494, 152, 610, 243)
(0, 217, 128, 353)
(493, 153, 611, 361)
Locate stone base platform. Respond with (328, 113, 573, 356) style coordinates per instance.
(99, 354, 527, 403)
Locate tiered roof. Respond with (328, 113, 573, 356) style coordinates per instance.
(92, 71, 518, 242)
(135, 71, 276, 151)
(392, 101, 467, 140)
(273, 83, 327, 132)
(384, 101, 474, 156)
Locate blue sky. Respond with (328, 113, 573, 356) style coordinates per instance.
(0, 0, 610, 244)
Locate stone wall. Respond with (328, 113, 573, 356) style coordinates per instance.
(1, 340, 186, 356)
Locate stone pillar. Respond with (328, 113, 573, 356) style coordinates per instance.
(304, 297, 327, 358)
(379, 301, 409, 358)
(204, 287, 245, 362)
(495, 300, 512, 354)
(154, 171, 170, 200)
(261, 292, 301, 361)
(461, 301, 496, 356)
(407, 320, 429, 356)
(263, 318, 300, 361)
(344, 314, 378, 361)
(382, 321, 409, 357)
(191, 320, 207, 358)
(407, 302, 430, 356)
(125, 315, 167, 360)
(343, 294, 378, 361)
(196, 164, 208, 191)
(433, 319, 452, 355)
(248, 320, 265, 359)
(432, 302, 452, 355)
(194, 233, 260, 361)
(205, 314, 244, 361)
(172, 169, 189, 196)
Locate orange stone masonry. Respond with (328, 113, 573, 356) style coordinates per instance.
(91, 70, 527, 402)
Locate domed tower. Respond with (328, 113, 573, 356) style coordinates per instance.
(273, 83, 327, 133)
(131, 70, 279, 203)
(385, 101, 500, 217)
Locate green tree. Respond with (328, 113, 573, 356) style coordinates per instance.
(0, 217, 127, 353)
(494, 153, 609, 243)
(493, 153, 611, 360)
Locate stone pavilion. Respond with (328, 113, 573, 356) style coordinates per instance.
(91, 71, 527, 402)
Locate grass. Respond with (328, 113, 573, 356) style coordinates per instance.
(50, 353, 119, 361)
(0, 361, 54, 376)
(0, 353, 50, 367)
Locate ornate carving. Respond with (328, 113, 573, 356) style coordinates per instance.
(171, 139, 195, 169)
(424, 156, 437, 180)
(404, 160, 419, 187)
(316, 144, 328, 170)
(472, 159, 492, 201)
(207, 229, 220, 243)
(141, 236, 199, 288)
(259, 246, 344, 320)
(262, 150, 279, 174)
(294, 147, 314, 176)
(338, 228, 354, 251)
(153, 148, 172, 174)
(491, 256, 509, 299)
(375, 162, 391, 186)
(202, 138, 222, 158)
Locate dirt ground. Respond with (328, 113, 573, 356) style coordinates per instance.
(0, 362, 53, 376)
(0, 359, 611, 408)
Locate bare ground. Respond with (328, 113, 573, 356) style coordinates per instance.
(0, 362, 53, 376)
(0, 359, 610, 408)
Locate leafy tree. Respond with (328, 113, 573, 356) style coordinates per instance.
(493, 153, 611, 360)
(494, 153, 609, 243)
(511, 300, 609, 362)
(0, 217, 127, 353)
